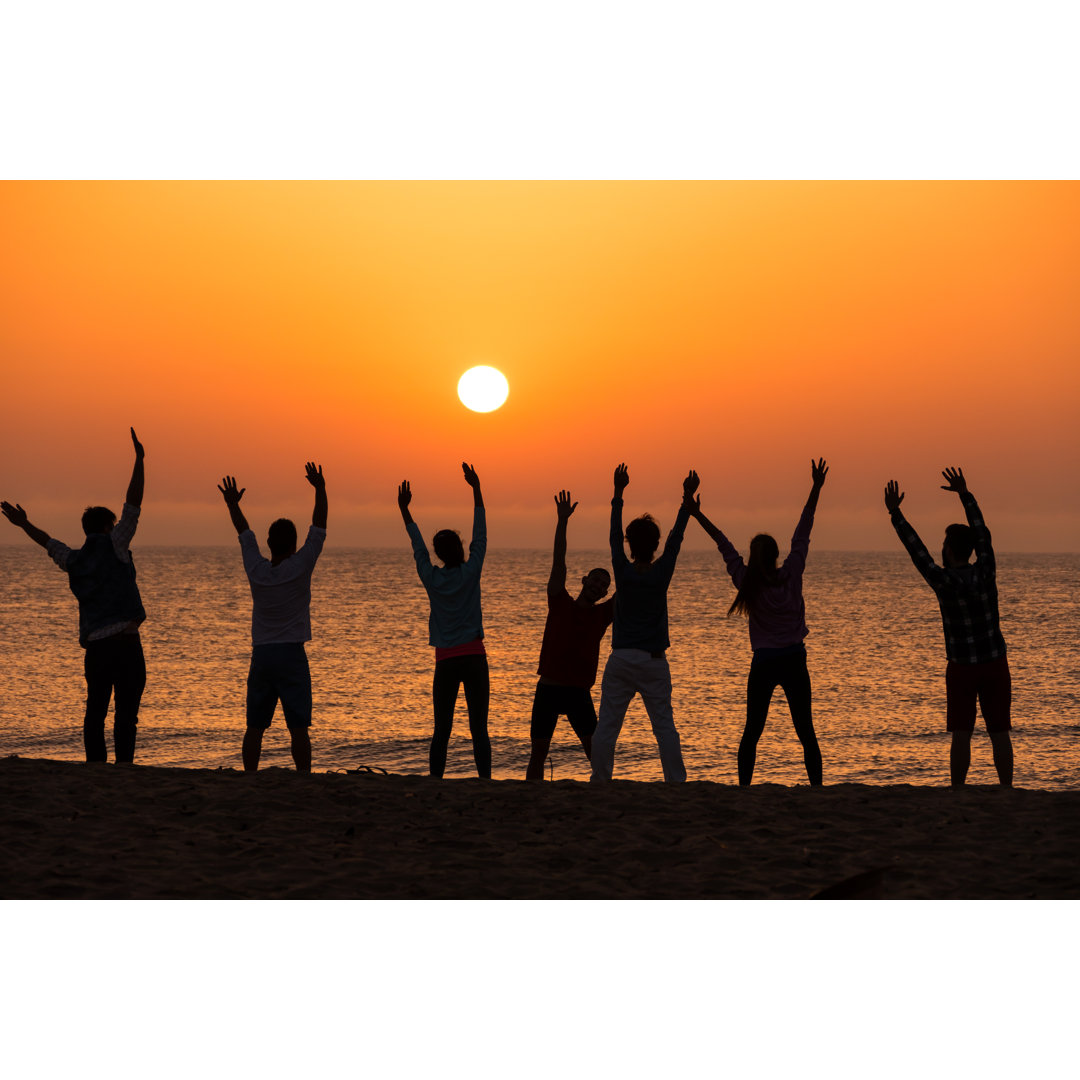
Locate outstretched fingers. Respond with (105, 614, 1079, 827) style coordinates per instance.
(398, 480, 412, 508)
(811, 457, 829, 485)
(305, 461, 325, 487)
(554, 489, 578, 517)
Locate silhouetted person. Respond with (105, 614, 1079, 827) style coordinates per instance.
(885, 468, 1013, 786)
(526, 490, 614, 780)
(590, 463, 699, 783)
(2, 428, 147, 763)
(218, 463, 327, 772)
(690, 459, 828, 786)
(398, 463, 491, 779)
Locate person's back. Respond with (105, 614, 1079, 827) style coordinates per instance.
(219, 463, 328, 772)
(690, 459, 827, 786)
(590, 463, 698, 783)
(398, 463, 492, 779)
(884, 467, 1012, 786)
(2, 427, 148, 764)
(241, 527, 325, 645)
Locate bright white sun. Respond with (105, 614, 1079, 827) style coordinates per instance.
(457, 366, 509, 413)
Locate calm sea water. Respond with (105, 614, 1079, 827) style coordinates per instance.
(1, 547, 1077, 788)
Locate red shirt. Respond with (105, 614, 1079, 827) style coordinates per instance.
(536, 589, 614, 689)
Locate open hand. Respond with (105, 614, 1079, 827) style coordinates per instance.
(811, 458, 828, 487)
(398, 480, 412, 510)
(613, 463, 629, 493)
(554, 490, 578, 521)
(884, 480, 904, 513)
(217, 476, 245, 506)
(1, 501, 29, 528)
(940, 467, 967, 495)
(462, 462, 480, 489)
(305, 462, 325, 489)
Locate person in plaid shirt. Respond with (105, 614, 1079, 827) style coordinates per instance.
(884, 467, 1013, 786)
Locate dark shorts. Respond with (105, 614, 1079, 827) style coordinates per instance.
(530, 681, 598, 742)
(946, 656, 1012, 733)
(246, 643, 312, 731)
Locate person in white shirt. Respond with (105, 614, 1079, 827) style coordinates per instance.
(2, 427, 147, 764)
(218, 463, 327, 772)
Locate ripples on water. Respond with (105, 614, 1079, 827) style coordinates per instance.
(1, 547, 1077, 788)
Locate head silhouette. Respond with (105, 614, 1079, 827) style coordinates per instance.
(433, 529, 465, 568)
(579, 567, 612, 604)
(943, 523, 974, 566)
(267, 518, 298, 561)
(728, 533, 780, 618)
(625, 514, 661, 562)
(81, 506, 117, 535)
(749, 533, 780, 572)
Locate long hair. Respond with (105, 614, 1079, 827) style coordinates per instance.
(728, 533, 780, 618)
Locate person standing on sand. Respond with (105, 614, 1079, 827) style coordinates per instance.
(689, 459, 827, 786)
(2, 427, 147, 764)
(884, 467, 1013, 787)
(218, 463, 327, 773)
(398, 463, 491, 779)
(590, 463, 699, 783)
(526, 489, 614, 780)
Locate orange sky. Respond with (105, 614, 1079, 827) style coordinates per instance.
(2, 181, 1078, 551)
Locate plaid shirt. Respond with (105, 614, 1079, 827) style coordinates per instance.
(890, 492, 1006, 664)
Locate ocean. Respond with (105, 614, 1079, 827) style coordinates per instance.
(1, 546, 1077, 788)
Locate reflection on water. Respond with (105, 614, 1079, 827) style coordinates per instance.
(1, 547, 1077, 788)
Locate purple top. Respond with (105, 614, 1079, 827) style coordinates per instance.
(713, 499, 815, 651)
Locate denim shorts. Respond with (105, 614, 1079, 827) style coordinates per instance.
(246, 643, 312, 730)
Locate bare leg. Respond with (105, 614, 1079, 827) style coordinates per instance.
(290, 728, 312, 772)
(242, 726, 264, 771)
(526, 738, 551, 781)
(989, 730, 1013, 787)
(949, 731, 972, 786)
(579, 732, 593, 761)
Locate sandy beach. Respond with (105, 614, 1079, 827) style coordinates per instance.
(2, 755, 1078, 899)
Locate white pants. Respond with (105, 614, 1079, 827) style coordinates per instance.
(590, 650, 686, 782)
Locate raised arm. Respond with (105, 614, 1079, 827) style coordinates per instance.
(661, 469, 698, 558)
(306, 462, 327, 529)
(1, 502, 51, 549)
(885, 478, 943, 587)
(549, 489, 577, 594)
(462, 463, 486, 564)
(610, 463, 629, 562)
(217, 476, 250, 536)
(397, 480, 415, 527)
(942, 466, 994, 571)
(805, 457, 828, 515)
(785, 458, 827, 570)
(462, 461, 483, 508)
(126, 427, 145, 508)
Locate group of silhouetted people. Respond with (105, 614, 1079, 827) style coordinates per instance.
(2, 431, 1014, 787)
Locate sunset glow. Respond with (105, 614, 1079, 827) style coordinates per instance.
(1, 181, 1077, 550)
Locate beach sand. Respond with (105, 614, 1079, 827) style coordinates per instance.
(2, 756, 1078, 899)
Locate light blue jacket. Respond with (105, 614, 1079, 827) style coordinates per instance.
(407, 507, 486, 648)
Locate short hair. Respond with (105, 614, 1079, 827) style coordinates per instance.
(81, 506, 116, 535)
(945, 523, 974, 562)
(433, 529, 465, 567)
(625, 514, 661, 561)
(267, 518, 298, 558)
(587, 567, 611, 583)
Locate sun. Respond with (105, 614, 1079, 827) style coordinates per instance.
(457, 366, 509, 413)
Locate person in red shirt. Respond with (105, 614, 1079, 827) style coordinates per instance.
(526, 490, 614, 780)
